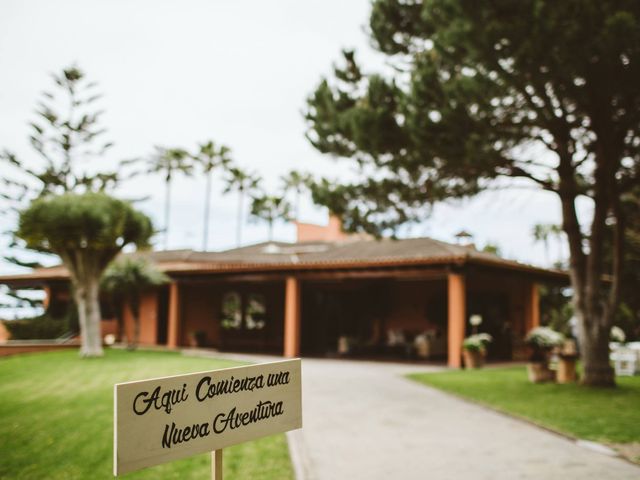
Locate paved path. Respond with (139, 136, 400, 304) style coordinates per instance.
(187, 351, 640, 479)
(296, 358, 639, 480)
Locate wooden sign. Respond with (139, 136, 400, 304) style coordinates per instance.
(114, 359, 302, 476)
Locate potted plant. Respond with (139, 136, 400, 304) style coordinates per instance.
(462, 333, 493, 369)
(525, 326, 564, 383)
(189, 330, 208, 348)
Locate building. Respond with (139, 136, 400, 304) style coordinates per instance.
(0, 219, 566, 367)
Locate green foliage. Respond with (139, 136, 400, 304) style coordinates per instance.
(193, 141, 232, 173)
(145, 147, 193, 183)
(306, 0, 640, 384)
(280, 170, 312, 219)
(0, 350, 294, 479)
(191, 140, 233, 250)
(101, 257, 168, 345)
(223, 166, 261, 195)
(250, 194, 292, 240)
(1, 65, 132, 286)
(16, 192, 153, 355)
(539, 285, 573, 336)
(532, 223, 565, 267)
(144, 146, 193, 249)
(480, 242, 501, 256)
(1, 65, 120, 201)
(17, 192, 153, 256)
(612, 187, 640, 340)
(223, 166, 262, 246)
(101, 257, 169, 298)
(3, 310, 77, 340)
(305, 1, 640, 234)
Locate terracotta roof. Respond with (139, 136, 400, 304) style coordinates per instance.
(0, 237, 568, 285)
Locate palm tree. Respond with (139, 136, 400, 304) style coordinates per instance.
(532, 223, 565, 266)
(250, 193, 292, 241)
(280, 170, 311, 220)
(223, 166, 261, 247)
(193, 141, 232, 251)
(146, 147, 192, 250)
(101, 257, 169, 349)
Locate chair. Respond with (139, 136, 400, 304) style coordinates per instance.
(611, 348, 638, 376)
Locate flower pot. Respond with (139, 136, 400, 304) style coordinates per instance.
(527, 362, 554, 383)
(556, 355, 578, 383)
(463, 349, 484, 369)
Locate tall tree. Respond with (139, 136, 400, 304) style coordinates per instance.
(17, 193, 153, 357)
(192, 141, 232, 251)
(280, 170, 311, 220)
(1, 66, 119, 200)
(1, 66, 123, 268)
(532, 223, 565, 266)
(1, 65, 131, 314)
(223, 166, 261, 247)
(145, 147, 192, 250)
(305, 1, 640, 385)
(250, 193, 292, 241)
(101, 257, 168, 349)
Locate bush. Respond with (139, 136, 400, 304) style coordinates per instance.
(4, 309, 78, 340)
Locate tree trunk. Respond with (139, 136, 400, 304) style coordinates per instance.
(164, 178, 172, 250)
(76, 277, 104, 357)
(557, 151, 616, 387)
(579, 313, 614, 386)
(130, 296, 141, 350)
(203, 171, 212, 251)
(236, 191, 243, 247)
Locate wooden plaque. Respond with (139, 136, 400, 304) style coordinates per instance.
(114, 359, 302, 475)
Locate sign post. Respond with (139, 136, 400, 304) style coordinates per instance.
(211, 450, 222, 479)
(113, 359, 302, 477)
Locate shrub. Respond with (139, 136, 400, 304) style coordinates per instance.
(4, 309, 77, 340)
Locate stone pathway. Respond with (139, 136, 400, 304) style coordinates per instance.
(187, 351, 640, 479)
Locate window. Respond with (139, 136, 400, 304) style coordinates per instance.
(245, 293, 266, 330)
(220, 291, 267, 331)
(221, 292, 242, 330)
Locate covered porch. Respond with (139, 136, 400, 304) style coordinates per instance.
(164, 263, 546, 368)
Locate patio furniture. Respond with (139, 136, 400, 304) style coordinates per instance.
(414, 330, 446, 359)
(611, 348, 638, 376)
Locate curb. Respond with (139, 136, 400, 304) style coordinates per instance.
(286, 429, 315, 480)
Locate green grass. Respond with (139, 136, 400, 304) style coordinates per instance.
(0, 349, 294, 480)
(409, 366, 640, 444)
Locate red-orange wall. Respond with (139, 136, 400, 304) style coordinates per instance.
(180, 284, 220, 347)
(122, 291, 159, 345)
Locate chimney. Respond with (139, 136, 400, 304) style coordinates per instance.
(296, 215, 350, 243)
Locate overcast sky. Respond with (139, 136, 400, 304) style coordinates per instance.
(0, 0, 587, 275)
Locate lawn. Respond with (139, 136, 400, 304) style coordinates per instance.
(0, 349, 294, 480)
(408, 366, 640, 446)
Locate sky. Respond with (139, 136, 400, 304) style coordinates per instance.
(0, 0, 587, 277)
